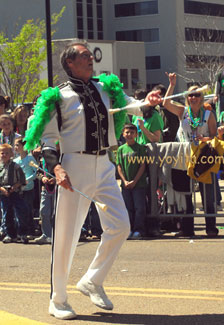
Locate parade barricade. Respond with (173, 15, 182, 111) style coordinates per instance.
(145, 141, 224, 219)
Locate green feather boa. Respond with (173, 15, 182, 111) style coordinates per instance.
(94, 73, 127, 139)
(24, 74, 127, 150)
(24, 87, 61, 151)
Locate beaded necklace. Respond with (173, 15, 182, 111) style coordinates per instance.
(186, 106, 205, 129)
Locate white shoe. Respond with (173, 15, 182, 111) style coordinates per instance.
(49, 300, 76, 320)
(76, 275, 113, 310)
(34, 234, 51, 244)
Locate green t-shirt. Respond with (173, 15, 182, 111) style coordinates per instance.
(132, 110, 164, 145)
(116, 142, 147, 188)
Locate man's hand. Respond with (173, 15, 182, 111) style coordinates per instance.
(145, 90, 162, 106)
(53, 165, 74, 192)
(165, 72, 176, 87)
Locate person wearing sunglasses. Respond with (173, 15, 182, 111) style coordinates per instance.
(162, 72, 218, 238)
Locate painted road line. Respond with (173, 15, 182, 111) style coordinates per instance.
(1, 282, 224, 301)
(1, 282, 224, 296)
(0, 311, 49, 325)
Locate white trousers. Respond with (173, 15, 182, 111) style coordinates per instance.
(51, 153, 130, 304)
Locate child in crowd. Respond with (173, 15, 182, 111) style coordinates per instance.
(34, 141, 60, 244)
(14, 137, 37, 237)
(116, 124, 147, 239)
(34, 156, 55, 244)
(0, 114, 20, 155)
(0, 143, 28, 243)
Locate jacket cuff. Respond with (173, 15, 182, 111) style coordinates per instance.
(42, 149, 60, 174)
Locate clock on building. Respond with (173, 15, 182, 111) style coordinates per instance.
(93, 47, 102, 63)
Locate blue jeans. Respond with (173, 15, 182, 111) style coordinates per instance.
(181, 176, 217, 235)
(122, 187, 146, 234)
(1, 192, 28, 237)
(40, 189, 55, 238)
(22, 189, 35, 235)
(199, 177, 217, 233)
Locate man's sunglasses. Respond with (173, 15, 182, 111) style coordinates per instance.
(188, 93, 201, 98)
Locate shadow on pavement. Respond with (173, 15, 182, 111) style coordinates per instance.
(77, 312, 224, 325)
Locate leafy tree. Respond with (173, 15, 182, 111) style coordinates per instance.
(0, 7, 65, 108)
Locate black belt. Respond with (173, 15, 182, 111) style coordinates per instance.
(75, 150, 107, 156)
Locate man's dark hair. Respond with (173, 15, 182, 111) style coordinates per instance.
(134, 88, 148, 100)
(152, 84, 167, 97)
(60, 39, 89, 76)
(122, 123, 137, 132)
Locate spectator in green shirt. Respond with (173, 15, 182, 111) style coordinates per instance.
(116, 124, 147, 239)
(132, 89, 164, 237)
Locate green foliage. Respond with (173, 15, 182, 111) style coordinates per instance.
(0, 7, 65, 108)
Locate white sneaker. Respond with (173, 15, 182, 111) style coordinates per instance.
(49, 300, 76, 320)
(34, 234, 51, 244)
(76, 275, 113, 310)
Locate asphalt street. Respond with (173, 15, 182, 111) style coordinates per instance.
(1, 219, 224, 325)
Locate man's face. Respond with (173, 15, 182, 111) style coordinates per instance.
(66, 45, 94, 82)
(0, 148, 13, 164)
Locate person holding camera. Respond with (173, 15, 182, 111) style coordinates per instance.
(0, 143, 28, 243)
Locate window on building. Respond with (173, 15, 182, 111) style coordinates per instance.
(120, 69, 128, 89)
(76, 3, 83, 16)
(78, 30, 84, 39)
(98, 32, 103, 40)
(87, 3, 93, 17)
(186, 55, 224, 69)
(131, 69, 139, 89)
(184, 0, 224, 17)
(97, 4, 103, 18)
(97, 19, 103, 31)
(145, 56, 161, 70)
(185, 28, 224, 43)
(116, 28, 159, 42)
(88, 31, 94, 39)
(88, 18, 93, 31)
(76, 2, 83, 38)
(96, 1, 103, 40)
(115, 1, 158, 17)
(77, 18, 83, 30)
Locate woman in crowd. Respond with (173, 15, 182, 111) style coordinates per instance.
(163, 72, 218, 237)
(11, 105, 28, 136)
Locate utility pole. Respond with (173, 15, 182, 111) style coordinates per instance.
(45, 0, 53, 87)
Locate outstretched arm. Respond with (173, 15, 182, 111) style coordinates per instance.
(163, 72, 184, 119)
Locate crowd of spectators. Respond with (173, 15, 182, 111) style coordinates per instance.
(0, 70, 224, 244)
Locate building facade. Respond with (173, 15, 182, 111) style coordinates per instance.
(1, 0, 224, 92)
(50, 39, 146, 95)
